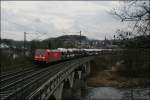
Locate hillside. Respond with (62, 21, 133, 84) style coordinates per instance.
(1, 35, 108, 50)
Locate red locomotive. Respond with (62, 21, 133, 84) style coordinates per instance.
(34, 48, 104, 64)
(34, 49, 62, 64)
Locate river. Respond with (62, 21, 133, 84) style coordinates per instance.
(86, 87, 150, 100)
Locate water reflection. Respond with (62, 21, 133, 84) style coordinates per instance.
(86, 87, 150, 100)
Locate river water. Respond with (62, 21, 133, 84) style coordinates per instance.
(86, 87, 150, 100)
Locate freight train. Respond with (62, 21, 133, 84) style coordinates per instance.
(34, 48, 104, 64)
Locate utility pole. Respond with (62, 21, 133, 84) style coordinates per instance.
(24, 32, 27, 56)
(23, 32, 47, 56)
(0, 26, 1, 69)
(80, 30, 81, 49)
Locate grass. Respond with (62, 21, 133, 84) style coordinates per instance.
(88, 52, 150, 88)
(1, 55, 34, 73)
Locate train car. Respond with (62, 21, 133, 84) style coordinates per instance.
(34, 48, 104, 64)
(34, 49, 62, 64)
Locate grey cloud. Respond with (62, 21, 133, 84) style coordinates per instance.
(1, 1, 128, 40)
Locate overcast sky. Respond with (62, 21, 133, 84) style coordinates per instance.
(1, 1, 130, 41)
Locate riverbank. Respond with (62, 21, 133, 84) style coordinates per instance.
(87, 68, 150, 88)
(87, 55, 150, 88)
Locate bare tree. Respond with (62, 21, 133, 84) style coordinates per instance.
(111, 0, 150, 36)
(115, 29, 133, 40)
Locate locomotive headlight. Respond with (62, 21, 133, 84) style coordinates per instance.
(35, 56, 38, 58)
(42, 57, 45, 59)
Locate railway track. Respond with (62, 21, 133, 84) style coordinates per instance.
(0, 64, 37, 78)
(1, 62, 34, 74)
(0, 66, 40, 88)
(0, 58, 82, 100)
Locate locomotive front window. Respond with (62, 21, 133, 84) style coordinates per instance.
(35, 50, 46, 55)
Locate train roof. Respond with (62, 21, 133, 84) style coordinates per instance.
(36, 48, 112, 52)
(35, 49, 61, 52)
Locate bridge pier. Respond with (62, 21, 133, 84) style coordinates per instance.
(67, 72, 75, 88)
(77, 71, 82, 79)
(62, 79, 73, 100)
(83, 62, 91, 76)
(53, 83, 64, 100)
(87, 62, 91, 75)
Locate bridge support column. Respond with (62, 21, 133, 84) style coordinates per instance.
(83, 62, 91, 76)
(53, 82, 64, 100)
(87, 62, 91, 75)
(77, 71, 82, 79)
(68, 72, 75, 88)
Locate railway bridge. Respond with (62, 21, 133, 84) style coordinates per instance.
(1, 56, 94, 100)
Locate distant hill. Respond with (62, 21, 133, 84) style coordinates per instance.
(1, 38, 32, 49)
(1, 35, 117, 50)
(42, 35, 90, 49)
(44, 35, 87, 43)
(57, 35, 87, 41)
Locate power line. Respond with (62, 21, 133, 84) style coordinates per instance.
(80, 30, 82, 49)
(24, 32, 27, 56)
